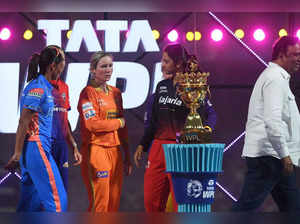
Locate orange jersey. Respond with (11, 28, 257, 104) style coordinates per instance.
(77, 84, 128, 148)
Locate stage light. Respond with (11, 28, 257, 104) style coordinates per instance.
(152, 29, 160, 40)
(278, 28, 287, 37)
(167, 29, 179, 42)
(296, 29, 300, 40)
(194, 31, 202, 41)
(253, 29, 265, 41)
(211, 29, 223, 42)
(186, 31, 194, 41)
(67, 30, 72, 39)
(23, 29, 33, 40)
(234, 29, 244, 39)
(0, 28, 11, 40)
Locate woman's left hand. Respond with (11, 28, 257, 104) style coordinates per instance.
(123, 159, 133, 176)
(5, 153, 21, 171)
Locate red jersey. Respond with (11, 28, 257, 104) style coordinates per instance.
(50, 78, 70, 141)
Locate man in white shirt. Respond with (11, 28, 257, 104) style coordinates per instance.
(232, 36, 300, 211)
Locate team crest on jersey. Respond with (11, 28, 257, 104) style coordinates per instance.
(27, 88, 44, 98)
(96, 171, 108, 178)
(98, 99, 107, 106)
(84, 110, 96, 120)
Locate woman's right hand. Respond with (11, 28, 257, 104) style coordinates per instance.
(5, 153, 21, 172)
(134, 145, 144, 168)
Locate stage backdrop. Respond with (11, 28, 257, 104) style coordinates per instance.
(1, 12, 300, 212)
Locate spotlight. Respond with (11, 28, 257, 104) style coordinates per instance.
(152, 29, 160, 40)
(278, 28, 288, 37)
(296, 29, 300, 40)
(186, 31, 194, 41)
(253, 29, 265, 41)
(0, 27, 11, 40)
(211, 29, 223, 42)
(23, 29, 33, 40)
(194, 31, 202, 41)
(167, 29, 179, 42)
(67, 30, 72, 39)
(234, 29, 244, 39)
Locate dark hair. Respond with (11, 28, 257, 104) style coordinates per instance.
(27, 45, 64, 82)
(272, 36, 300, 60)
(163, 44, 189, 71)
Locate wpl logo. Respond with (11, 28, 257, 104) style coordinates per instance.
(187, 179, 203, 199)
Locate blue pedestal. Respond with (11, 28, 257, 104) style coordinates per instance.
(163, 143, 224, 213)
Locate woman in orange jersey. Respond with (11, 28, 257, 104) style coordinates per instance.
(77, 52, 132, 212)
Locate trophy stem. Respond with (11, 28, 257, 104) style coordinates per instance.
(183, 105, 203, 131)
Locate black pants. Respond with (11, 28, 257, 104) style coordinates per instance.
(232, 156, 300, 211)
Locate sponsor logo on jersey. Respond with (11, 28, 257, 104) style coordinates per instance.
(158, 96, 182, 106)
(107, 110, 119, 119)
(84, 110, 96, 120)
(82, 102, 93, 111)
(96, 171, 108, 178)
(27, 88, 44, 98)
(159, 85, 168, 93)
(53, 107, 67, 112)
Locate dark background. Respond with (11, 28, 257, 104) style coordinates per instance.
(1, 12, 300, 212)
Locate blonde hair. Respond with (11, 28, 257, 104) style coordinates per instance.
(89, 51, 113, 71)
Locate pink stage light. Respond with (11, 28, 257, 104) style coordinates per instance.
(296, 29, 300, 40)
(211, 29, 223, 42)
(253, 29, 266, 41)
(0, 27, 11, 40)
(167, 29, 179, 42)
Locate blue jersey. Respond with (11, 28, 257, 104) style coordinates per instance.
(21, 74, 54, 148)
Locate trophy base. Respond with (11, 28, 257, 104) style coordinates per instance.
(176, 128, 212, 144)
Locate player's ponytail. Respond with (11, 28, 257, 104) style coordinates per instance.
(27, 53, 40, 82)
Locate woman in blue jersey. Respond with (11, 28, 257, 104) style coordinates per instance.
(5, 46, 67, 212)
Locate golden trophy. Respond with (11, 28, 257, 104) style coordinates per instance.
(164, 57, 224, 213)
(174, 57, 212, 144)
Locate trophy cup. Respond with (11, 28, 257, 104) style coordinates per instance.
(174, 57, 211, 144)
(163, 57, 224, 212)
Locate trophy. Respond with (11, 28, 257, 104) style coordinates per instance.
(164, 56, 224, 213)
(174, 57, 212, 144)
